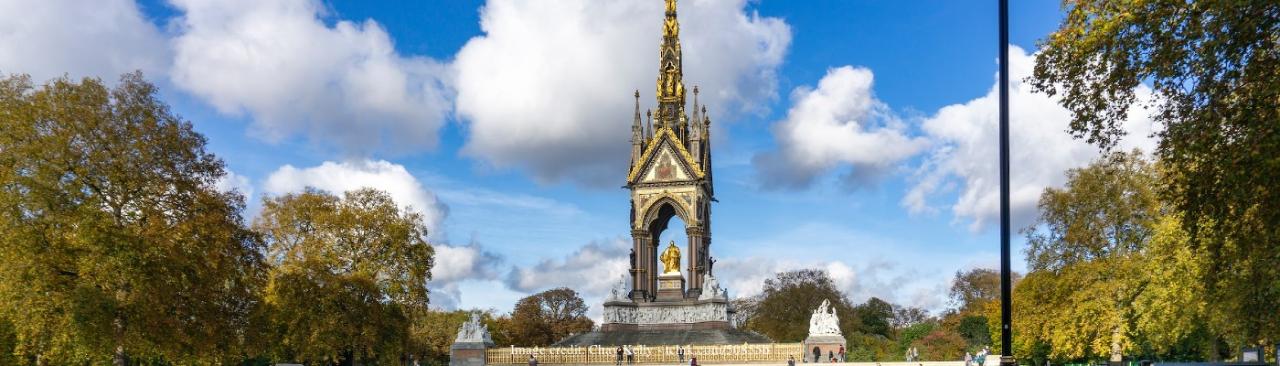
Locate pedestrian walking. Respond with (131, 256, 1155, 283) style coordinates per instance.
(626, 345, 635, 365)
(838, 345, 845, 362)
(616, 346, 624, 366)
(789, 355, 797, 366)
(812, 346, 821, 363)
(678, 345, 686, 363)
(690, 356, 698, 366)
(964, 351, 972, 366)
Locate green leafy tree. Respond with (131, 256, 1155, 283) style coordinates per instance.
(507, 288, 593, 346)
(0, 73, 265, 365)
(254, 188, 434, 364)
(956, 315, 990, 348)
(746, 269, 856, 342)
(897, 322, 938, 353)
(1033, 0, 1280, 346)
(853, 297, 895, 339)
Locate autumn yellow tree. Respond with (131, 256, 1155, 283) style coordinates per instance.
(0, 73, 265, 365)
(254, 188, 435, 364)
(1012, 151, 1161, 362)
(1033, 0, 1279, 346)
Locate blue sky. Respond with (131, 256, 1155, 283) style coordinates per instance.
(1, 0, 1161, 317)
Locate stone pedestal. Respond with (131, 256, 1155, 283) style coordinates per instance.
(803, 335, 846, 363)
(450, 342, 489, 366)
(656, 272, 686, 301)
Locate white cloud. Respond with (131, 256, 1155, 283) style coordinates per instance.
(169, 0, 451, 154)
(214, 169, 254, 198)
(503, 238, 630, 320)
(433, 242, 501, 284)
(0, 0, 167, 82)
(453, 0, 790, 184)
(429, 242, 503, 310)
(504, 238, 629, 295)
(904, 46, 1158, 231)
(754, 66, 929, 189)
(262, 159, 448, 240)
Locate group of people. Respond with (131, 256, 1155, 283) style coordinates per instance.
(965, 346, 991, 366)
(603, 345, 697, 366)
(807, 345, 846, 363)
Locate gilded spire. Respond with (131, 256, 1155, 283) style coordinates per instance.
(655, 0, 685, 130)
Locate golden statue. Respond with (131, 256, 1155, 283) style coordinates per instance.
(659, 241, 681, 275)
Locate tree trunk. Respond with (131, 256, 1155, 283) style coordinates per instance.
(113, 312, 127, 366)
(1109, 325, 1123, 364)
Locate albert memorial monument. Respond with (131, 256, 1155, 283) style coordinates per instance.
(554, 0, 770, 346)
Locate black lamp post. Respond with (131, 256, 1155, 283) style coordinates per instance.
(998, 1, 1016, 366)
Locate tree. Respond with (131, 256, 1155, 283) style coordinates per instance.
(853, 297, 895, 339)
(0, 73, 265, 365)
(730, 295, 762, 330)
(949, 269, 1019, 314)
(1033, 0, 1280, 346)
(746, 269, 856, 342)
(891, 305, 930, 330)
(507, 288, 593, 346)
(1014, 151, 1161, 361)
(254, 188, 435, 364)
(956, 315, 990, 348)
(913, 329, 968, 361)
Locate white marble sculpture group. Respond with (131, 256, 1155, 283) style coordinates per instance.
(808, 299, 842, 337)
(455, 312, 494, 345)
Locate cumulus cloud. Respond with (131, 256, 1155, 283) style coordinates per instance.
(504, 238, 630, 296)
(433, 242, 502, 284)
(0, 0, 167, 82)
(453, 0, 790, 184)
(754, 66, 929, 189)
(903, 46, 1158, 231)
(429, 241, 504, 310)
(169, 0, 451, 154)
(502, 237, 638, 321)
(262, 159, 448, 240)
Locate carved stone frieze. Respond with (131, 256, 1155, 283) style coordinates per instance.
(602, 301, 730, 325)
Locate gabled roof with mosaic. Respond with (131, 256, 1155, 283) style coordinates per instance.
(627, 127, 705, 184)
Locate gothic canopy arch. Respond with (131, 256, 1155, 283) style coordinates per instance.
(638, 194, 695, 231)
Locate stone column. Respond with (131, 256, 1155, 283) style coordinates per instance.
(685, 226, 705, 298)
(630, 229, 651, 301)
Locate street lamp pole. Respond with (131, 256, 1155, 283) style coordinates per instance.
(998, 0, 1016, 366)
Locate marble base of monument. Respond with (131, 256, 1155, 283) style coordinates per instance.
(803, 335, 846, 363)
(656, 272, 686, 301)
(449, 342, 489, 366)
(599, 298, 730, 332)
